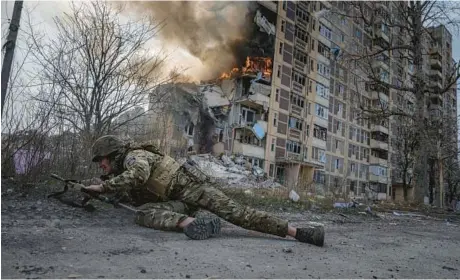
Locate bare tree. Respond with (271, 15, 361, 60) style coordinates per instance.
(391, 115, 419, 201)
(25, 1, 171, 158)
(330, 1, 460, 203)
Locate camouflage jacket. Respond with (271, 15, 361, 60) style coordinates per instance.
(101, 149, 181, 205)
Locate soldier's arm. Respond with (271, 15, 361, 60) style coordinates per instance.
(101, 152, 151, 194)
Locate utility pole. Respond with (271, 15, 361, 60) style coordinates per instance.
(1, 0, 24, 116)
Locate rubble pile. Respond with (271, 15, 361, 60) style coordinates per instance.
(188, 154, 284, 189)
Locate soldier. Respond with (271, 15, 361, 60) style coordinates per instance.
(83, 135, 325, 246)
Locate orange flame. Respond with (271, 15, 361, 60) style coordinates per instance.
(219, 56, 273, 80)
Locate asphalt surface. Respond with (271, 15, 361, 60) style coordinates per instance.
(1, 185, 460, 279)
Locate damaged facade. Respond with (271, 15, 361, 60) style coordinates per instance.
(138, 1, 458, 203)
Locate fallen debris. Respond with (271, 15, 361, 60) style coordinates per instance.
(187, 154, 284, 189)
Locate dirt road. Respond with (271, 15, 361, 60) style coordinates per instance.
(2, 186, 459, 279)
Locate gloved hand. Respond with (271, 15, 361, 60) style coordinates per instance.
(80, 177, 103, 186)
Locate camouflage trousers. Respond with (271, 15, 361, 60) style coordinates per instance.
(135, 169, 289, 237)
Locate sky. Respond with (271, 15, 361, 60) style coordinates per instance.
(2, 0, 460, 122)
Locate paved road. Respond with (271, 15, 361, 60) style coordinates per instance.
(2, 191, 460, 279)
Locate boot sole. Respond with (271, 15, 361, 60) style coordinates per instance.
(184, 217, 221, 240)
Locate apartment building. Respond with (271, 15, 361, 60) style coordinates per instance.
(146, 1, 457, 201)
(253, 1, 457, 200)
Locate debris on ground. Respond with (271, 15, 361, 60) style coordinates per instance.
(187, 154, 284, 189)
(289, 190, 300, 202)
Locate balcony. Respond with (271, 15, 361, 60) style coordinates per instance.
(294, 59, 308, 74)
(276, 153, 325, 168)
(290, 103, 304, 118)
(233, 142, 265, 159)
(288, 128, 302, 142)
(292, 81, 304, 96)
(429, 69, 443, 80)
(314, 117, 328, 129)
(236, 92, 269, 109)
(371, 125, 389, 135)
(370, 155, 388, 167)
(429, 46, 440, 56)
(295, 18, 308, 33)
(369, 174, 388, 184)
(312, 137, 326, 149)
(430, 58, 442, 70)
(370, 139, 388, 150)
(295, 37, 308, 53)
(429, 80, 443, 91)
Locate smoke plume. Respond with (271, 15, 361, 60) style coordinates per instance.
(127, 1, 258, 81)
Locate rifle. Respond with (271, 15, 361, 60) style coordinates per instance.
(48, 173, 144, 215)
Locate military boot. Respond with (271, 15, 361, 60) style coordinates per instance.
(295, 225, 325, 247)
(183, 217, 221, 240)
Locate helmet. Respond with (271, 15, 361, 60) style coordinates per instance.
(91, 135, 124, 162)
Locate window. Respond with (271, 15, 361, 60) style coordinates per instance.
(271, 138, 276, 152)
(241, 107, 255, 124)
(279, 42, 283, 55)
(281, 20, 286, 32)
(338, 103, 343, 115)
(317, 62, 330, 78)
(295, 26, 309, 44)
(296, 7, 309, 22)
(350, 163, 356, 172)
(292, 71, 306, 85)
(286, 140, 302, 154)
(282, 0, 287, 10)
(316, 82, 329, 99)
(313, 124, 327, 141)
(340, 32, 345, 42)
(317, 42, 330, 59)
(294, 47, 308, 64)
(335, 159, 340, 169)
(319, 23, 332, 40)
(275, 88, 280, 102)
(185, 123, 194, 136)
(312, 147, 326, 163)
(315, 103, 328, 119)
(269, 164, 274, 177)
(313, 170, 325, 184)
(277, 65, 281, 78)
(289, 116, 303, 130)
(370, 165, 387, 177)
(290, 94, 305, 108)
(273, 112, 278, 126)
(311, 39, 315, 52)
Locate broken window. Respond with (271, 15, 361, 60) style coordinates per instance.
(313, 124, 327, 141)
(292, 70, 306, 86)
(296, 7, 309, 22)
(290, 94, 305, 108)
(317, 42, 330, 59)
(240, 107, 255, 125)
(294, 47, 308, 64)
(295, 26, 308, 44)
(286, 140, 302, 154)
(289, 116, 303, 130)
(281, 20, 285, 32)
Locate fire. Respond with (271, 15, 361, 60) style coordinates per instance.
(219, 56, 273, 80)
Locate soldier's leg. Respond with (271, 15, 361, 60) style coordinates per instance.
(178, 182, 290, 237)
(135, 201, 193, 232)
(135, 201, 221, 240)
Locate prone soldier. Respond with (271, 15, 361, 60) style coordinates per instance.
(82, 135, 325, 246)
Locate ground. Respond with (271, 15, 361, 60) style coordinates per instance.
(1, 184, 460, 279)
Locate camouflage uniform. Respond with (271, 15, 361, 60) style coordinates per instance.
(100, 149, 289, 237)
(90, 135, 324, 246)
